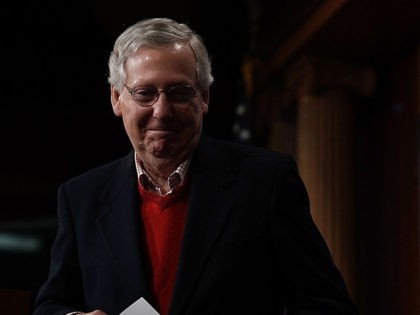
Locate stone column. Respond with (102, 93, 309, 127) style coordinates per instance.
(285, 55, 376, 296)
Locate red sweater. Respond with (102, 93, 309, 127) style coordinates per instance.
(138, 180, 189, 315)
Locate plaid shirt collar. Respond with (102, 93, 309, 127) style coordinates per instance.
(134, 151, 190, 196)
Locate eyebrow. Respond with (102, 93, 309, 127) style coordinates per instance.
(128, 81, 194, 90)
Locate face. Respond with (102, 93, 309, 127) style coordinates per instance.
(111, 44, 209, 170)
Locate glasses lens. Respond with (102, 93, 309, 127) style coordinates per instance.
(132, 87, 158, 106)
(168, 85, 197, 105)
(127, 84, 198, 107)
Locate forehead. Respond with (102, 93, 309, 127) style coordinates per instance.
(125, 44, 197, 86)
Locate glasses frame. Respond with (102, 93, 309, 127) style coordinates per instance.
(124, 84, 200, 108)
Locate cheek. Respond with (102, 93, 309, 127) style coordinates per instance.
(181, 113, 204, 142)
(180, 109, 203, 130)
(121, 108, 148, 135)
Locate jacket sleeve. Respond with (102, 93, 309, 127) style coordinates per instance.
(32, 183, 86, 315)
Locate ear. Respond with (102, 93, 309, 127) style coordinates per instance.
(200, 89, 209, 114)
(110, 85, 123, 117)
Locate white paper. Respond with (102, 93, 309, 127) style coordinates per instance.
(120, 297, 160, 315)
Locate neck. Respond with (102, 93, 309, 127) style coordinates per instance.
(142, 158, 175, 181)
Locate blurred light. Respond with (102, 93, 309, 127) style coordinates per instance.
(0, 233, 42, 253)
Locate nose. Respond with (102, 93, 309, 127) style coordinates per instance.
(152, 92, 173, 120)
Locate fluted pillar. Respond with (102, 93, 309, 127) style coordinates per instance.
(297, 89, 355, 291)
(285, 55, 375, 296)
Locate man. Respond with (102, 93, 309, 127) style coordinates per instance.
(32, 17, 357, 315)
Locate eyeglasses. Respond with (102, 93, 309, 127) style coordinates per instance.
(125, 84, 199, 108)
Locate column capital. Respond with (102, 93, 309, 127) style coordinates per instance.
(285, 55, 376, 99)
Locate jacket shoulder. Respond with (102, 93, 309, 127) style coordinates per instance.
(199, 136, 295, 166)
(62, 151, 134, 189)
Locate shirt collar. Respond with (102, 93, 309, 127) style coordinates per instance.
(134, 151, 190, 195)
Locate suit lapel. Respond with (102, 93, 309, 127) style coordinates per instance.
(169, 137, 238, 315)
(96, 152, 152, 303)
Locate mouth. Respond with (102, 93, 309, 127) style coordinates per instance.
(145, 130, 177, 156)
(146, 129, 176, 138)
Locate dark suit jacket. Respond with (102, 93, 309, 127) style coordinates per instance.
(33, 135, 357, 315)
